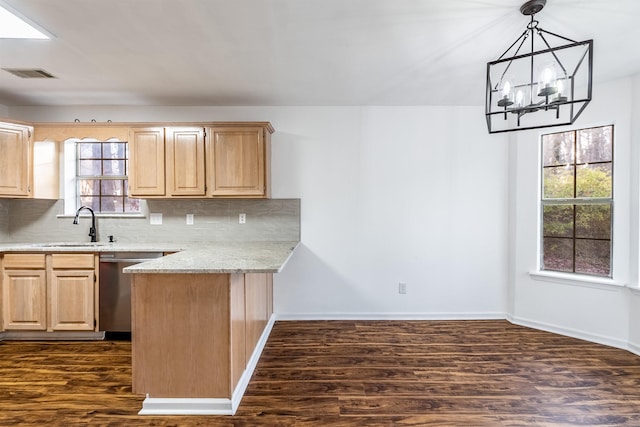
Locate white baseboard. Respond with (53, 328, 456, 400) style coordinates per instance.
(230, 314, 276, 413)
(276, 312, 640, 357)
(139, 397, 234, 416)
(628, 341, 640, 357)
(138, 314, 276, 416)
(511, 315, 629, 351)
(275, 312, 506, 321)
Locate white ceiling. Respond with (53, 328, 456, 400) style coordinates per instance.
(0, 0, 638, 107)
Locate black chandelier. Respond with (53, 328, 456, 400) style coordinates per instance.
(485, 0, 592, 134)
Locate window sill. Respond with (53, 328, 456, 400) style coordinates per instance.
(529, 270, 625, 291)
(628, 286, 640, 296)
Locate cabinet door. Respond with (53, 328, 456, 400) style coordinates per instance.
(166, 127, 206, 196)
(0, 123, 31, 197)
(209, 127, 266, 197)
(2, 269, 47, 330)
(49, 270, 95, 331)
(244, 273, 270, 364)
(129, 128, 166, 196)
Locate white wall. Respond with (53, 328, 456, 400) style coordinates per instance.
(628, 73, 640, 352)
(510, 76, 637, 349)
(275, 106, 509, 318)
(10, 105, 510, 319)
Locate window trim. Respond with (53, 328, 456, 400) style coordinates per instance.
(538, 124, 614, 278)
(529, 270, 623, 290)
(62, 138, 143, 217)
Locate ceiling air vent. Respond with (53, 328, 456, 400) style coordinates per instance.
(2, 68, 55, 78)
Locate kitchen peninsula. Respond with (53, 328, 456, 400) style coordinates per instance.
(124, 241, 298, 415)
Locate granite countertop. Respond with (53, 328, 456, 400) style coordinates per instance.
(0, 242, 187, 253)
(123, 241, 299, 274)
(0, 241, 299, 274)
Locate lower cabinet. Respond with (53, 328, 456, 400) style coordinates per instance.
(49, 254, 96, 331)
(230, 273, 273, 387)
(2, 254, 47, 330)
(1, 253, 98, 334)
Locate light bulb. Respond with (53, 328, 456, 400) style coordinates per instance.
(540, 68, 555, 86)
(537, 62, 558, 97)
(552, 78, 568, 104)
(502, 81, 511, 97)
(497, 76, 514, 108)
(515, 89, 525, 107)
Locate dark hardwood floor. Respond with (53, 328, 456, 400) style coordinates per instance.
(1, 320, 639, 426)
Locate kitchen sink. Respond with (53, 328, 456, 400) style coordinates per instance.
(31, 242, 109, 248)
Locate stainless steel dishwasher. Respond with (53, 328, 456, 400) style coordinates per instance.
(99, 252, 163, 337)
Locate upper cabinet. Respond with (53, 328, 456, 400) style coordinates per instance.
(166, 127, 206, 196)
(1, 120, 272, 200)
(129, 126, 206, 198)
(0, 122, 32, 197)
(128, 127, 166, 197)
(209, 127, 270, 198)
(0, 121, 58, 199)
(129, 123, 272, 199)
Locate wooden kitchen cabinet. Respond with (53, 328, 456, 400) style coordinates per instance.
(49, 254, 97, 331)
(243, 273, 272, 364)
(166, 127, 206, 196)
(0, 121, 58, 199)
(129, 123, 271, 199)
(0, 122, 32, 197)
(0, 118, 275, 201)
(128, 127, 166, 197)
(132, 272, 273, 403)
(129, 126, 206, 197)
(208, 127, 270, 198)
(2, 254, 47, 330)
(1, 253, 98, 334)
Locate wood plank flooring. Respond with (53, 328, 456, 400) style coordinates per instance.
(1, 320, 640, 426)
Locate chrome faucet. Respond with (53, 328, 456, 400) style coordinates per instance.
(73, 206, 97, 242)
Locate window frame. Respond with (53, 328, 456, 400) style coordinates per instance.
(63, 138, 142, 216)
(539, 125, 614, 278)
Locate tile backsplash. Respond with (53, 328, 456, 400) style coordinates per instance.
(0, 200, 8, 241)
(2, 198, 300, 244)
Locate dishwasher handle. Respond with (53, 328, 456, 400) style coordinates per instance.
(99, 252, 164, 263)
(100, 258, 161, 263)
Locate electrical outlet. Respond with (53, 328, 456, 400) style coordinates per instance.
(398, 283, 407, 294)
(150, 213, 162, 225)
(239, 213, 246, 224)
(186, 214, 194, 225)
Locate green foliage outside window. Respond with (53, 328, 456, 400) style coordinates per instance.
(540, 125, 613, 277)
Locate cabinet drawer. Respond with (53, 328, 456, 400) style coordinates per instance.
(51, 254, 95, 269)
(3, 254, 46, 269)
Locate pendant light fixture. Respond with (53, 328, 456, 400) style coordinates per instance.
(485, 0, 592, 133)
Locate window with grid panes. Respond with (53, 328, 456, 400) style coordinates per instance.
(540, 125, 613, 277)
(76, 141, 140, 213)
